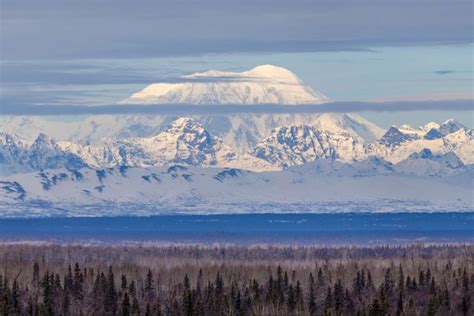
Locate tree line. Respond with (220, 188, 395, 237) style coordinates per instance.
(0, 244, 472, 315)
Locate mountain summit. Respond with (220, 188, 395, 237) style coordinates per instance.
(121, 65, 329, 105)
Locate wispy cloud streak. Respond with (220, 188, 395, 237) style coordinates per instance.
(1, 100, 472, 116)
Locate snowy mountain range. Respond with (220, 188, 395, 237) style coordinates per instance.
(2, 116, 471, 173)
(1, 64, 473, 215)
(1, 115, 472, 215)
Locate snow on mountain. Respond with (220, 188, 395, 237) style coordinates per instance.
(422, 122, 441, 132)
(368, 118, 473, 165)
(1, 162, 472, 217)
(395, 149, 465, 176)
(378, 126, 418, 147)
(287, 156, 395, 178)
(123, 117, 274, 170)
(26, 134, 86, 171)
(0, 115, 168, 146)
(0, 62, 381, 153)
(251, 123, 366, 168)
(57, 118, 276, 172)
(0, 113, 383, 154)
(121, 65, 329, 105)
(0, 132, 28, 175)
(2, 116, 472, 174)
(1, 112, 384, 172)
(378, 119, 467, 144)
(439, 118, 466, 135)
(1, 133, 86, 175)
(198, 113, 383, 153)
(424, 128, 444, 140)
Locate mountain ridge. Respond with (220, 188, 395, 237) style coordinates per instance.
(1, 117, 472, 175)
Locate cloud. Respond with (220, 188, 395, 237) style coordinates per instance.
(2, 0, 472, 60)
(1, 100, 472, 116)
(434, 70, 456, 75)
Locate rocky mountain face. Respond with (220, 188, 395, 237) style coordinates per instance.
(251, 123, 366, 169)
(1, 132, 86, 175)
(55, 117, 275, 172)
(0, 113, 384, 154)
(1, 117, 472, 175)
(369, 120, 473, 165)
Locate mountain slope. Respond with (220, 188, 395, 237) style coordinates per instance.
(1, 162, 472, 217)
(369, 121, 473, 164)
(1, 133, 87, 175)
(395, 149, 465, 176)
(121, 65, 329, 105)
(2, 117, 471, 173)
(0, 113, 384, 154)
(251, 123, 367, 168)
(57, 118, 276, 171)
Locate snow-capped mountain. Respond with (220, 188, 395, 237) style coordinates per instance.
(1, 117, 472, 174)
(121, 65, 329, 105)
(1, 133, 86, 175)
(26, 134, 86, 171)
(56, 118, 275, 172)
(1, 61, 472, 216)
(379, 119, 467, 146)
(1, 160, 472, 217)
(0, 113, 384, 154)
(251, 123, 366, 168)
(378, 126, 418, 147)
(1, 133, 26, 166)
(0, 63, 379, 154)
(369, 120, 473, 164)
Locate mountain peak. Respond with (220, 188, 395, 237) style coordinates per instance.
(245, 65, 300, 82)
(440, 118, 465, 135)
(169, 117, 198, 127)
(0, 132, 19, 146)
(379, 126, 415, 146)
(406, 148, 464, 169)
(32, 133, 56, 149)
(442, 118, 457, 124)
(167, 117, 206, 134)
(422, 121, 440, 132)
(121, 65, 329, 105)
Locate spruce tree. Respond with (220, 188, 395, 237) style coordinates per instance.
(121, 292, 131, 316)
(308, 273, 317, 315)
(72, 262, 84, 302)
(131, 295, 141, 316)
(33, 262, 40, 289)
(334, 279, 344, 312)
(106, 266, 117, 315)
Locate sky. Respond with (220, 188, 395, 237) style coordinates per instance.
(1, 0, 473, 127)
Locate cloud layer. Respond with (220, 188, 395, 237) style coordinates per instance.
(2, 100, 472, 116)
(2, 0, 472, 59)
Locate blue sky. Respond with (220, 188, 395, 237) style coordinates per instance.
(1, 0, 473, 127)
